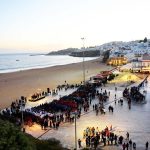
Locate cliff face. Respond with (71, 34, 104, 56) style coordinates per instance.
(69, 50, 100, 57)
(46, 48, 100, 57)
(47, 48, 78, 55)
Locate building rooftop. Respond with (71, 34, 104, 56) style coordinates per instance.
(142, 54, 150, 60)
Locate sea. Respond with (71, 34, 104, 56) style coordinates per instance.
(0, 53, 98, 73)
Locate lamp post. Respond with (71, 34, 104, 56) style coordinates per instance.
(21, 96, 25, 132)
(75, 113, 77, 150)
(71, 111, 78, 150)
(81, 37, 85, 85)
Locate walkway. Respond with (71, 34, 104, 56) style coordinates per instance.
(26, 77, 150, 150)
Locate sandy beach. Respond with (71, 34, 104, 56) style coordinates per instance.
(0, 57, 111, 109)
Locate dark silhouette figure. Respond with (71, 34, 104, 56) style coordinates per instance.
(146, 141, 149, 150)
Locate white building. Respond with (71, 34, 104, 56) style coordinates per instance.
(132, 54, 150, 73)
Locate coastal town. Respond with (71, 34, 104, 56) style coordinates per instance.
(1, 37, 150, 150)
(1, 0, 150, 149)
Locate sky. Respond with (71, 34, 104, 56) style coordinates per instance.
(0, 0, 150, 53)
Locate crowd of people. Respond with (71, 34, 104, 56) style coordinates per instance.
(123, 76, 148, 103)
(1, 79, 115, 132)
(30, 91, 47, 101)
(123, 86, 145, 103)
(81, 126, 122, 149)
(1, 73, 149, 150)
(1, 96, 26, 117)
(81, 127, 149, 150)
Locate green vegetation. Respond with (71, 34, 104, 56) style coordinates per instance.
(47, 48, 100, 57)
(139, 37, 148, 43)
(102, 50, 110, 63)
(0, 117, 68, 150)
(30, 137, 67, 150)
(107, 74, 116, 81)
(143, 37, 148, 43)
(47, 48, 78, 55)
(70, 50, 100, 57)
(0, 118, 35, 150)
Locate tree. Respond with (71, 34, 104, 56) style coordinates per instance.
(144, 37, 148, 43)
(0, 117, 68, 150)
(0, 119, 35, 150)
(102, 50, 110, 63)
(139, 40, 143, 43)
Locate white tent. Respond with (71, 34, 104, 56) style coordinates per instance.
(110, 72, 141, 83)
(120, 63, 132, 71)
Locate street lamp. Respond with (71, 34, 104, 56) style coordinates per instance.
(81, 37, 85, 85)
(75, 113, 77, 150)
(71, 111, 78, 150)
(21, 96, 25, 132)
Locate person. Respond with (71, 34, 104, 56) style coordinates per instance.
(110, 125, 112, 131)
(114, 134, 118, 145)
(85, 137, 88, 147)
(126, 142, 129, 150)
(93, 104, 95, 110)
(103, 136, 106, 146)
(78, 139, 82, 148)
(119, 136, 123, 144)
(107, 136, 110, 145)
(23, 127, 25, 133)
(126, 132, 129, 139)
(133, 142, 136, 150)
(129, 139, 132, 147)
(122, 143, 126, 150)
(146, 141, 149, 150)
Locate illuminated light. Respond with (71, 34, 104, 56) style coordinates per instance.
(107, 57, 128, 66)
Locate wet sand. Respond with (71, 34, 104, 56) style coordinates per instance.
(0, 57, 111, 109)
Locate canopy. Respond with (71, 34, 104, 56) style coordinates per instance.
(110, 72, 141, 83)
(95, 74, 104, 78)
(100, 71, 112, 77)
(120, 63, 132, 71)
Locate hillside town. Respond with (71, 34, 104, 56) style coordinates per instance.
(100, 37, 150, 73)
(48, 37, 150, 73)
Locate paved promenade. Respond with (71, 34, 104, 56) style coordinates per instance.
(26, 76, 150, 150)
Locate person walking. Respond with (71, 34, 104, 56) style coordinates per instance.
(126, 132, 129, 139)
(133, 142, 136, 150)
(114, 134, 118, 145)
(126, 142, 129, 150)
(129, 139, 132, 148)
(78, 139, 82, 148)
(122, 143, 126, 150)
(146, 141, 149, 150)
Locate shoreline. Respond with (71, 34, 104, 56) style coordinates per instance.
(0, 57, 112, 109)
(0, 57, 100, 77)
(0, 54, 98, 74)
(0, 59, 95, 74)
